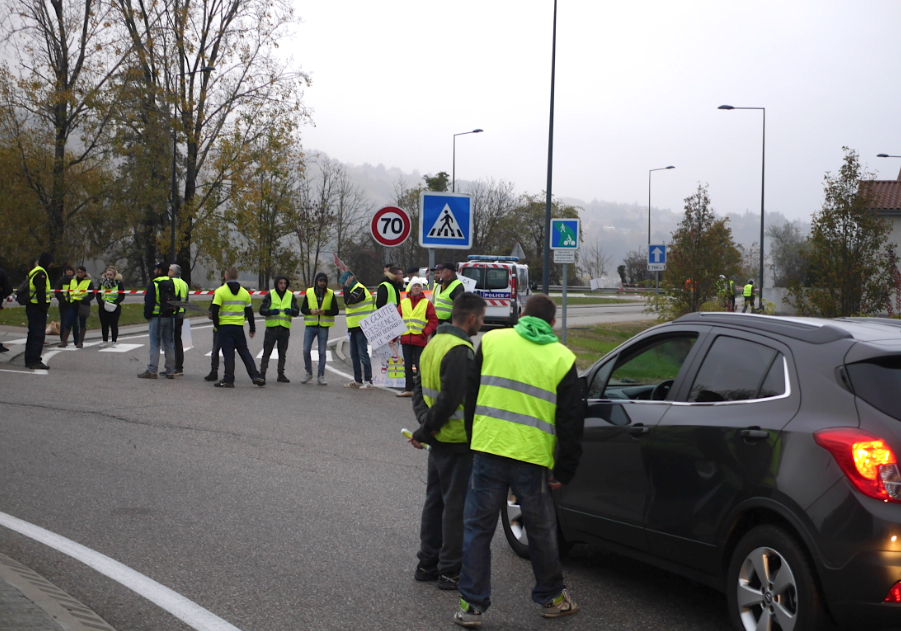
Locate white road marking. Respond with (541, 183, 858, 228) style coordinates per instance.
(99, 343, 143, 353)
(0, 511, 244, 631)
(0, 368, 46, 375)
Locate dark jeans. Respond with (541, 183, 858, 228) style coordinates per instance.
(98, 305, 120, 342)
(219, 325, 259, 383)
(458, 453, 565, 612)
(417, 448, 473, 577)
(58, 305, 79, 341)
(25, 305, 47, 365)
(303, 326, 329, 376)
(63, 305, 87, 338)
(210, 328, 220, 372)
(261, 326, 290, 375)
(402, 344, 424, 392)
(348, 327, 372, 383)
(174, 317, 184, 372)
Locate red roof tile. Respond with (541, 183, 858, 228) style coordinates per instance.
(863, 180, 901, 210)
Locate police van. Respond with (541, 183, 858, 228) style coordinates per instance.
(457, 256, 533, 326)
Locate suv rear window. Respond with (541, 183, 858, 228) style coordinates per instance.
(846, 357, 901, 420)
(460, 267, 509, 290)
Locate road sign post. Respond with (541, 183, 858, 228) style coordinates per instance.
(550, 219, 579, 344)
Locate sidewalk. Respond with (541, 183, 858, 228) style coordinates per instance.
(0, 553, 116, 631)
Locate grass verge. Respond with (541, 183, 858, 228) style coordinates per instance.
(564, 321, 659, 370)
(552, 297, 634, 306)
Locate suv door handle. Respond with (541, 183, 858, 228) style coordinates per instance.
(629, 424, 650, 437)
(740, 429, 769, 440)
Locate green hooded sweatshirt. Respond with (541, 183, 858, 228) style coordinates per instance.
(513, 315, 558, 345)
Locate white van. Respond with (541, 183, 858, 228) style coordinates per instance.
(457, 256, 533, 326)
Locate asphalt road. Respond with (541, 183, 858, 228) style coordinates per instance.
(0, 314, 729, 631)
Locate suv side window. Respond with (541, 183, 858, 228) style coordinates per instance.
(600, 335, 698, 401)
(688, 335, 784, 402)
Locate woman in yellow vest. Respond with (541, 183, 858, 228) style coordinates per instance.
(95, 266, 124, 348)
(396, 277, 438, 397)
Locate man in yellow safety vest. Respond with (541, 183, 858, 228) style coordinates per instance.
(340, 270, 374, 389)
(432, 262, 464, 325)
(409, 292, 486, 591)
(742, 279, 755, 313)
(24, 252, 54, 370)
(301, 272, 338, 385)
(209, 267, 265, 388)
(454, 294, 584, 627)
(169, 264, 189, 376)
(259, 274, 300, 383)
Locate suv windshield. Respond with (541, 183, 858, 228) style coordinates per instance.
(846, 356, 901, 421)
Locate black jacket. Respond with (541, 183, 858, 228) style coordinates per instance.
(464, 338, 585, 485)
(301, 273, 339, 326)
(342, 280, 369, 330)
(375, 278, 404, 309)
(209, 281, 255, 332)
(260, 275, 300, 319)
(411, 324, 474, 454)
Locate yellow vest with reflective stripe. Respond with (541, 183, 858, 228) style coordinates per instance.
(213, 284, 251, 325)
(67, 278, 92, 302)
(744, 283, 754, 298)
(379, 280, 400, 306)
(344, 282, 373, 328)
(386, 355, 404, 379)
(266, 289, 294, 329)
(28, 266, 50, 305)
(99, 283, 120, 304)
(304, 288, 335, 327)
(151, 276, 173, 316)
(421, 332, 473, 443)
(171, 277, 189, 314)
(472, 328, 575, 469)
(400, 297, 429, 336)
(433, 279, 462, 321)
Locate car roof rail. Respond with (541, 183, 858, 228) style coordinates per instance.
(674, 312, 852, 344)
(834, 317, 901, 329)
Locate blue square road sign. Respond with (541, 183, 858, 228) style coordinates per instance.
(419, 192, 472, 250)
(550, 218, 580, 250)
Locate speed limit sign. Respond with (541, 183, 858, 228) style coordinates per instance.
(371, 206, 411, 247)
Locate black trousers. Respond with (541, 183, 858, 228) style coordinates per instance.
(24, 305, 47, 365)
(219, 325, 259, 383)
(417, 448, 474, 577)
(210, 328, 220, 371)
(98, 305, 121, 342)
(174, 317, 184, 371)
(402, 344, 424, 392)
(260, 326, 290, 375)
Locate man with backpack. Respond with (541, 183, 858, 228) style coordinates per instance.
(138, 262, 177, 379)
(22, 252, 54, 369)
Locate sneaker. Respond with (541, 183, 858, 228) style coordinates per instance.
(541, 589, 579, 619)
(453, 598, 482, 628)
(259, 372, 266, 382)
(204, 371, 219, 382)
(165, 373, 175, 380)
(27, 362, 50, 370)
(414, 566, 438, 582)
(277, 374, 290, 383)
(317, 376, 327, 386)
(99, 342, 108, 348)
(300, 372, 313, 384)
(396, 390, 413, 398)
(213, 380, 234, 388)
(137, 371, 157, 379)
(359, 381, 374, 390)
(252, 376, 266, 387)
(438, 574, 459, 591)
(172, 371, 184, 378)
(344, 381, 360, 388)
(111, 342, 118, 348)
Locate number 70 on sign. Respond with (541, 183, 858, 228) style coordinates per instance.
(371, 206, 412, 248)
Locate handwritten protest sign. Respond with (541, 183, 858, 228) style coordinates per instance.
(360, 304, 407, 349)
(457, 273, 477, 293)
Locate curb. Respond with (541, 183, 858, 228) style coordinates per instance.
(0, 553, 117, 631)
(334, 337, 347, 362)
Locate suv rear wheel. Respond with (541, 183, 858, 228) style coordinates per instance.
(500, 488, 572, 560)
(726, 524, 832, 631)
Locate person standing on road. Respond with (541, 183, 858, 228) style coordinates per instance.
(55, 265, 77, 347)
(376, 265, 404, 309)
(66, 266, 93, 348)
(396, 277, 437, 398)
(432, 263, 464, 325)
(96, 267, 124, 348)
(210, 267, 265, 389)
(742, 279, 755, 313)
(205, 271, 226, 382)
(341, 270, 374, 389)
(24, 252, 54, 370)
(138, 262, 177, 380)
(453, 293, 584, 627)
(301, 272, 338, 386)
(168, 264, 189, 377)
(409, 292, 486, 591)
(0, 267, 13, 353)
(259, 274, 299, 384)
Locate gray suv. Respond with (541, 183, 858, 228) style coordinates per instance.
(501, 313, 901, 630)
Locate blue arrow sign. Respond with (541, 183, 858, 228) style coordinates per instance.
(649, 245, 666, 265)
(550, 218, 580, 250)
(419, 192, 472, 249)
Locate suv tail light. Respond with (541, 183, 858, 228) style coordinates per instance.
(510, 274, 517, 296)
(886, 582, 901, 603)
(814, 428, 901, 503)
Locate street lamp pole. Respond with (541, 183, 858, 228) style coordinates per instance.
(719, 105, 765, 307)
(542, 0, 558, 294)
(452, 129, 483, 193)
(649, 166, 675, 292)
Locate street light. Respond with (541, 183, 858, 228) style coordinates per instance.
(171, 65, 215, 264)
(452, 129, 483, 193)
(542, 0, 558, 294)
(649, 166, 675, 291)
(719, 104, 766, 306)
(877, 154, 901, 158)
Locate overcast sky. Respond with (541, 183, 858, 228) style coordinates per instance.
(291, 1, 901, 223)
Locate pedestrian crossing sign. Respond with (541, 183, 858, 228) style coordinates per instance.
(419, 192, 472, 249)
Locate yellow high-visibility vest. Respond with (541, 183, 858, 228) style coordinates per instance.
(400, 297, 429, 336)
(344, 282, 374, 328)
(304, 288, 335, 327)
(213, 284, 251, 325)
(420, 332, 473, 443)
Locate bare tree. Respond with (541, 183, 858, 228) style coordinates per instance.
(580, 239, 612, 280)
(295, 157, 339, 286)
(466, 178, 517, 253)
(330, 160, 371, 263)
